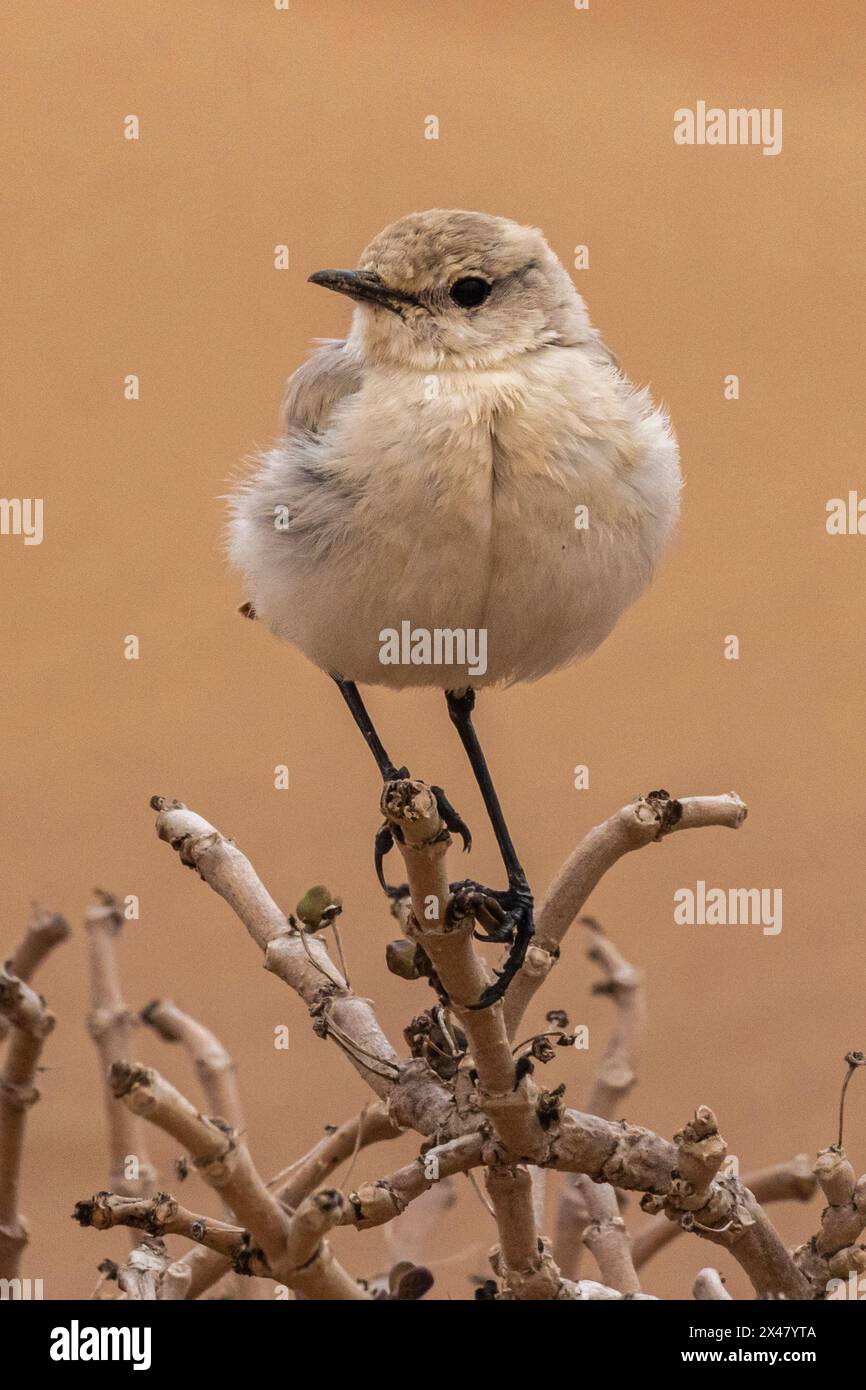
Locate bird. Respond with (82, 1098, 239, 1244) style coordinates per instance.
(229, 209, 681, 1008)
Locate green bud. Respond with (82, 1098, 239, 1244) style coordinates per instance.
(296, 885, 341, 932)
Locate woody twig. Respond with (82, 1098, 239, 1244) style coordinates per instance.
(107, 1061, 368, 1299)
(85, 891, 156, 1202)
(0, 965, 55, 1279)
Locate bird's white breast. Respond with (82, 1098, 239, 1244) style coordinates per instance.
(230, 345, 680, 688)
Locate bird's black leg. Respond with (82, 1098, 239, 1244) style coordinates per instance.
(331, 677, 471, 896)
(445, 687, 534, 1010)
(331, 676, 405, 782)
(330, 676, 406, 896)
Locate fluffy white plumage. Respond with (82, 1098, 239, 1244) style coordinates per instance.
(229, 210, 680, 689)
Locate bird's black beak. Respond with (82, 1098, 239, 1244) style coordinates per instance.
(308, 269, 422, 316)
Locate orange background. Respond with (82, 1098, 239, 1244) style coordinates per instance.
(2, 0, 864, 1300)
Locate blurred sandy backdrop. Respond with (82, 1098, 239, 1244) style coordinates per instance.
(2, 0, 864, 1300)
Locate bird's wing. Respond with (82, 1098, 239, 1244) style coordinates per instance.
(229, 343, 365, 612)
(587, 330, 621, 373)
(280, 338, 364, 436)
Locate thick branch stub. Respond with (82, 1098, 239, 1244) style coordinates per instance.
(673, 1106, 727, 1194)
(0, 966, 55, 1040)
(283, 1189, 370, 1301)
(649, 1110, 810, 1300)
(632, 1152, 817, 1271)
(549, 1106, 811, 1299)
(485, 1164, 564, 1300)
(793, 1146, 866, 1294)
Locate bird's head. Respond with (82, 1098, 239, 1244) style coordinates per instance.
(308, 209, 592, 370)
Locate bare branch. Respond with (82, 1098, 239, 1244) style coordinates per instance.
(553, 915, 645, 1278)
(552, 1177, 591, 1283)
(504, 790, 747, 1036)
(282, 1189, 369, 1300)
(485, 1163, 564, 1299)
(339, 1132, 485, 1229)
(693, 1267, 732, 1300)
(109, 1061, 368, 1299)
(9, 906, 70, 986)
(140, 999, 243, 1130)
(582, 916, 645, 1118)
(793, 1146, 866, 1295)
(85, 891, 156, 1200)
(632, 1152, 817, 1270)
(274, 1103, 398, 1204)
(116, 1234, 192, 1301)
(74, 1190, 254, 1263)
(150, 798, 454, 1138)
(578, 1175, 641, 1294)
(83, 1133, 481, 1296)
(180, 1102, 399, 1299)
(382, 777, 546, 1161)
(0, 965, 55, 1278)
(0, 907, 68, 1046)
(110, 1062, 290, 1265)
(139, 998, 242, 1294)
(549, 1105, 811, 1299)
(141, 997, 275, 1298)
(382, 777, 554, 1293)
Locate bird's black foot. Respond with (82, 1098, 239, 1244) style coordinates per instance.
(447, 879, 534, 1010)
(374, 779, 471, 897)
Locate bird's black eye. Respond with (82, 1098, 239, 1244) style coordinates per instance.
(449, 276, 492, 309)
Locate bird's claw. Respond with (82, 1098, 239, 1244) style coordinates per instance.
(374, 821, 408, 898)
(447, 880, 510, 940)
(447, 879, 535, 1010)
(430, 786, 472, 853)
(375, 780, 470, 896)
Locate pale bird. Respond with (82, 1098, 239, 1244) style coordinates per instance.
(229, 209, 680, 1006)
